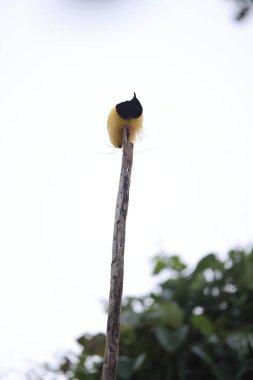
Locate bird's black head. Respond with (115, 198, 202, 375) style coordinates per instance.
(116, 93, 143, 119)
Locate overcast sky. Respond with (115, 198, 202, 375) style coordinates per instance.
(0, 0, 253, 378)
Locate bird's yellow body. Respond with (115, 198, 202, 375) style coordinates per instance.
(107, 108, 143, 148)
(107, 93, 143, 148)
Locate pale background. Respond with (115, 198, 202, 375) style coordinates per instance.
(0, 0, 253, 378)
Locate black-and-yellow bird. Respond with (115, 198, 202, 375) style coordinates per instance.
(107, 93, 143, 148)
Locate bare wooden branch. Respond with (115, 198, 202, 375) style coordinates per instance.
(102, 127, 134, 380)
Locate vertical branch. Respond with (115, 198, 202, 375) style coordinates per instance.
(102, 127, 134, 380)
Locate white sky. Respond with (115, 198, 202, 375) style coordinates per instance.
(0, 0, 253, 377)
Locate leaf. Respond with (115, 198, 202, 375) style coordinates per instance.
(247, 332, 253, 350)
(226, 332, 249, 355)
(150, 302, 184, 328)
(233, 366, 252, 380)
(76, 333, 105, 356)
(154, 325, 188, 352)
(152, 255, 186, 275)
(228, 250, 244, 264)
(168, 256, 187, 272)
(191, 345, 223, 380)
(191, 315, 215, 336)
(152, 256, 168, 274)
(117, 356, 135, 380)
(189, 272, 206, 291)
(193, 254, 223, 273)
(133, 353, 146, 371)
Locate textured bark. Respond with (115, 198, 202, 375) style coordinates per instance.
(102, 127, 134, 380)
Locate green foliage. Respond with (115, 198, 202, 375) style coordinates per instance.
(152, 254, 187, 274)
(28, 248, 253, 380)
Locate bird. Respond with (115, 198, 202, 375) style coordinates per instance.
(107, 93, 143, 148)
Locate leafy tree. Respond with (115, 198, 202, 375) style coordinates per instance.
(27, 248, 253, 380)
(231, 0, 253, 20)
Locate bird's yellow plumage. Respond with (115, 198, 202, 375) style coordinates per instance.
(107, 109, 143, 148)
(107, 93, 143, 148)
